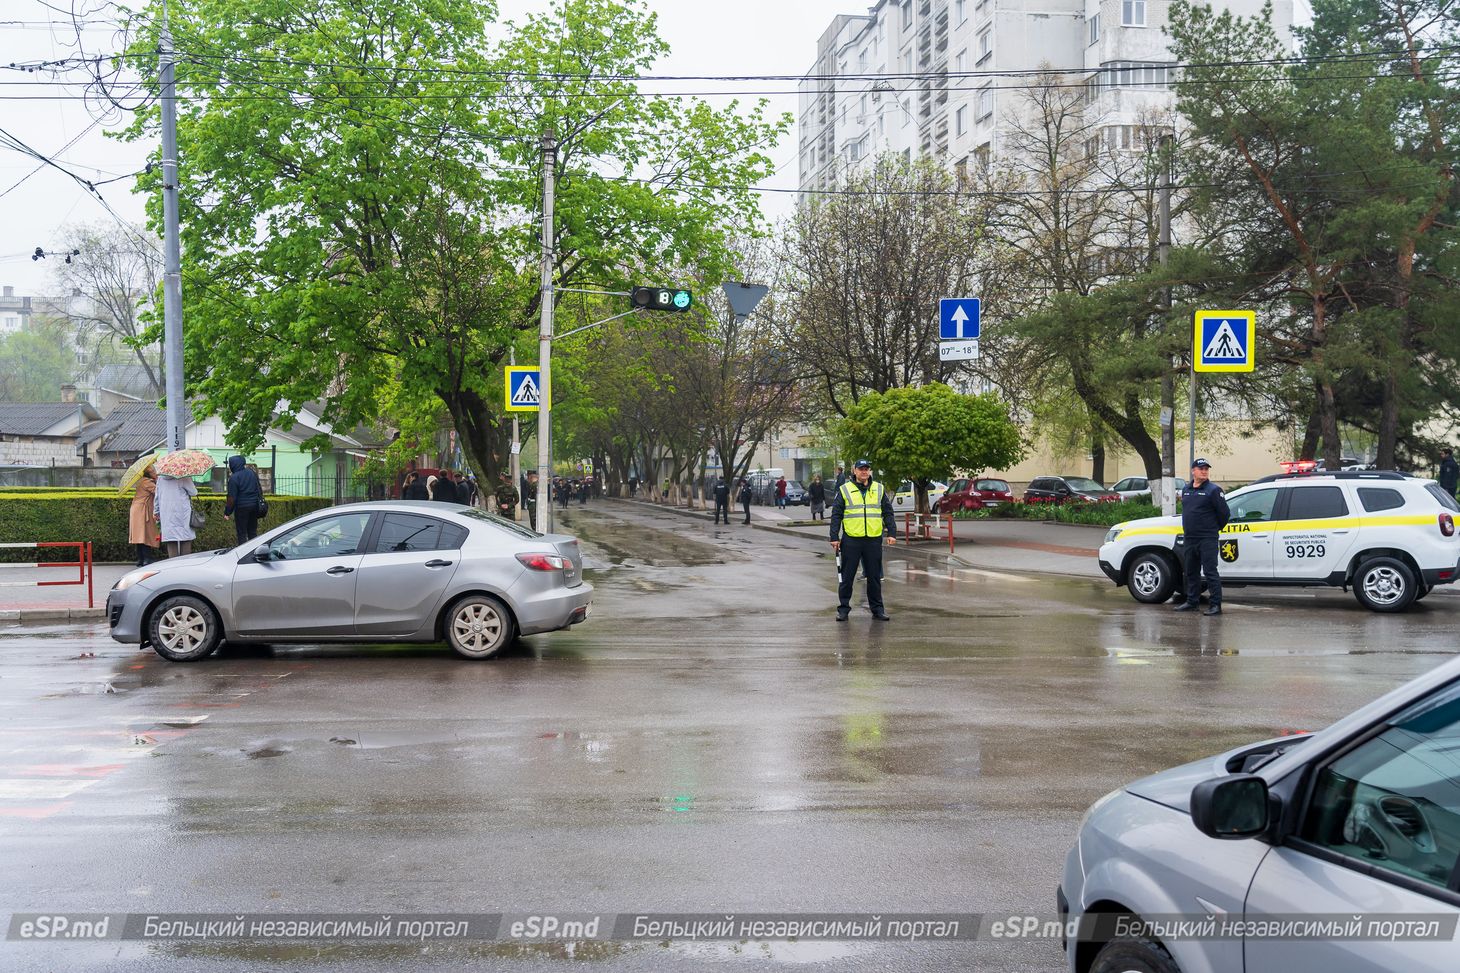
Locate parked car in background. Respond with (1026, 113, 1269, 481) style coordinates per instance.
(1024, 476, 1121, 504)
(782, 480, 807, 505)
(891, 480, 948, 513)
(106, 502, 592, 662)
(935, 477, 1014, 513)
(1110, 475, 1187, 500)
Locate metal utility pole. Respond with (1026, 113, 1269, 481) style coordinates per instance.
(534, 136, 557, 533)
(1157, 133, 1175, 516)
(510, 347, 521, 521)
(160, 12, 186, 451)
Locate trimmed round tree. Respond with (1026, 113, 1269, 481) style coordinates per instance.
(835, 383, 1025, 515)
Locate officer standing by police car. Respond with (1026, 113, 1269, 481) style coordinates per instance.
(830, 459, 897, 621)
(1174, 458, 1230, 615)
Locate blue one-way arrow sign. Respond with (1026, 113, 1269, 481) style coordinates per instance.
(939, 298, 981, 340)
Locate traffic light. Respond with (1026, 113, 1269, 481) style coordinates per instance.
(630, 286, 693, 312)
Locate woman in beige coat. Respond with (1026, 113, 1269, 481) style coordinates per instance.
(129, 467, 161, 566)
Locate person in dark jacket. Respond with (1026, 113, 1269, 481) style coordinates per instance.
(223, 455, 264, 546)
(737, 478, 752, 524)
(402, 471, 429, 501)
(1174, 458, 1230, 615)
(1439, 448, 1459, 498)
(712, 478, 731, 524)
(433, 472, 459, 504)
(808, 475, 826, 520)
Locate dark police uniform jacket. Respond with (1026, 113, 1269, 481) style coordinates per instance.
(1181, 480, 1230, 537)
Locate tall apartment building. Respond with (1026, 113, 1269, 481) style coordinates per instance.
(798, 0, 1293, 195)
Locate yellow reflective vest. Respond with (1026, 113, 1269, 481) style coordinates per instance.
(839, 481, 886, 538)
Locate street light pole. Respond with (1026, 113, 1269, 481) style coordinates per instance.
(535, 135, 557, 533)
(160, 9, 185, 451)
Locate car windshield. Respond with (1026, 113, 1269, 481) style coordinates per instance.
(457, 507, 541, 538)
(975, 479, 1009, 492)
(787, 481, 803, 490)
(1064, 478, 1106, 492)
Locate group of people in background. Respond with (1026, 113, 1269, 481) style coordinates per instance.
(400, 467, 477, 506)
(127, 453, 265, 566)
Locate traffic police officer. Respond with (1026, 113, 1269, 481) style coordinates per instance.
(1174, 458, 1230, 615)
(829, 459, 897, 621)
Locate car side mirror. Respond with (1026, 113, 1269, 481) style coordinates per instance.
(252, 544, 272, 562)
(1190, 774, 1269, 839)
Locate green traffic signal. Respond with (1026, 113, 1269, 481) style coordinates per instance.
(631, 285, 693, 313)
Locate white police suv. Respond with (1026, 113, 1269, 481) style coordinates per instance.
(1098, 471, 1460, 612)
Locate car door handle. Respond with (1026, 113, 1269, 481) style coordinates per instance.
(425, 559, 453, 568)
(326, 565, 355, 575)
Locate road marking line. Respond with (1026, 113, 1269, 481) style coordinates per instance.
(0, 778, 98, 799)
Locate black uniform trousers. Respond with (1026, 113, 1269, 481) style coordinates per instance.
(233, 506, 260, 546)
(1183, 534, 1222, 606)
(741, 499, 751, 524)
(714, 499, 729, 524)
(838, 536, 886, 614)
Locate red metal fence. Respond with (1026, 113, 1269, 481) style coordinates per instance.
(0, 542, 94, 608)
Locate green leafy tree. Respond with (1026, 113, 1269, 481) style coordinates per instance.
(122, 0, 786, 483)
(833, 383, 1025, 514)
(0, 325, 74, 403)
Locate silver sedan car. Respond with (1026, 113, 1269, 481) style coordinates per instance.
(1061, 655, 1460, 973)
(107, 502, 592, 661)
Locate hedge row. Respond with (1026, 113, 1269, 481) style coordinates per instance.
(0, 493, 333, 563)
(951, 497, 1164, 527)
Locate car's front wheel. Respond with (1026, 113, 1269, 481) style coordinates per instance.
(148, 595, 223, 662)
(1353, 556, 1417, 613)
(1126, 552, 1177, 604)
(445, 594, 516, 660)
(1090, 932, 1181, 973)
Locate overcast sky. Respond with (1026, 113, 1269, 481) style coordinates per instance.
(0, 0, 860, 296)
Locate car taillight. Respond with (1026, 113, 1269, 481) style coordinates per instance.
(517, 553, 568, 571)
(1441, 513, 1455, 537)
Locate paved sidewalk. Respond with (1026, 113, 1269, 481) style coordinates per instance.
(0, 562, 129, 623)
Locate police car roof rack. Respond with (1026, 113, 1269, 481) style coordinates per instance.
(1249, 470, 1410, 485)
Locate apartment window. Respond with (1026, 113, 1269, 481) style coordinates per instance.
(956, 156, 969, 183)
(861, 93, 869, 116)
(902, 0, 913, 29)
(977, 29, 992, 62)
(955, 105, 967, 135)
(974, 142, 991, 170)
(956, 49, 967, 72)
(956, 0, 968, 23)
(976, 85, 993, 119)
(902, 148, 912, 164)
(1122, 0, 1146, 26)
(1, 316, 17, 330)
(859, 48, 869, 71)
(1089, 13, 1099, 44)
(1092, 61, 1175, 90)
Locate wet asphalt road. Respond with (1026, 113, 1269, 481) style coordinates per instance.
(2, 501, 1457, 972)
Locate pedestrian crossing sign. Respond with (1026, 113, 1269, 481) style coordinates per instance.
(505, 366, 546, 412)
(1194, 310, 1255, 373)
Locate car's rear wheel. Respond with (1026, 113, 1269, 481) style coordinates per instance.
(148, 595, 222, 662)
(445, 595, 516, 660)
(1126, 552, 1177, 604)
(1353, 556, 1417, 613)
(1090, 932, 1181, 973)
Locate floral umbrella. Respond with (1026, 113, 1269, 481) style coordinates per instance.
(117, 452, 159, 495)
(154, 449, 215, 478)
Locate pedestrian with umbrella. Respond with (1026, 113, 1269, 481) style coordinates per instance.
(153, 449, 212, 558)
(123, 455, 161, 566)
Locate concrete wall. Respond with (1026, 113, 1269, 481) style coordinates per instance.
(0, 437, 79, 468)
(0, 464, 125, 488)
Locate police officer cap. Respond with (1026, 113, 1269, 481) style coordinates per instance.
(854, 459, 872, 469)
(1191, 458, 1212, 469)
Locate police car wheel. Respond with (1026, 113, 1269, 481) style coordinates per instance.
(1352, 557, 1417, 613)
(1127, 552, 1177, 604)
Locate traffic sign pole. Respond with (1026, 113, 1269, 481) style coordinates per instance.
(536, 136, 556, 534)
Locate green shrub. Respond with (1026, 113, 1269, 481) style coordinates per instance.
(949, 498, 1165, 527)
(0, 493, 332, 563)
